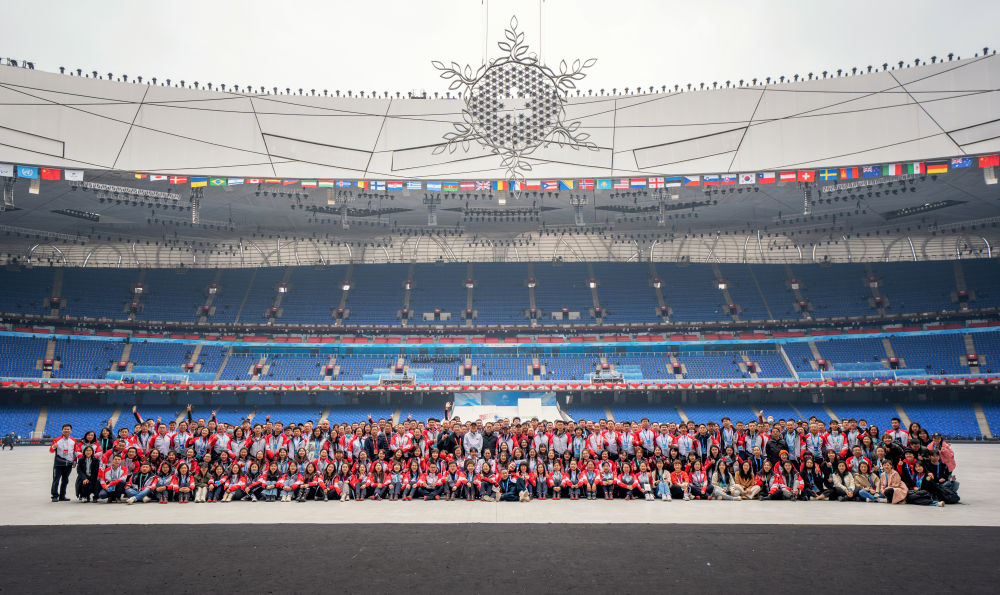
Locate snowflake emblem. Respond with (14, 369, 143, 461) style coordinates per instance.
(432, 16, 597, 195)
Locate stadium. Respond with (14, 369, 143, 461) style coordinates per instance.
(1, 1, 998, 590)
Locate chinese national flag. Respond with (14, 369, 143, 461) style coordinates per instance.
(979, 155, 1000, 168)
(40, 168, 61, 181)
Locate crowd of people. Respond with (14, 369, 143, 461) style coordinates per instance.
(48, 405, 961, 506)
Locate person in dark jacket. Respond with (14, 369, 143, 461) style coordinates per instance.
(75, 445, 101, 501)
(436, 429, 457, 454)
(497, 467, 526, 502)
(764, 429, 788, 464)
(482, 424, 499, 457)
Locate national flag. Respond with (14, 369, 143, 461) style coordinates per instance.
(720, 174, 737, 185)
(356, 181, 368, 189)
(597, 179, 613, 190)
(493, 180, 508, 191)
(64, 170, 84, 182)
(318, 180, 335, 188)
(664, 176, 683, 187)
(904, 162, 925, 175)
(862, 165, 882, 178)
(40, 168, 61, 181)
(459, 181, 475, 191)
(301, 180, 318, 188)
(134, 173, 147, 180)
(371, 181, 386, 190)
(475, 181, 491, 191)
(839, 167, 858, 180)
(926, 162, 948, 174)
(16, 166, 38, 179)
(738, 173, 755, 185)
(951, 157, 973, 169)
(209, 178, 226, 186)
(426, 182, 442, 191)
(647, 177, 664, 189)
(526, 180, 542, 191)
(779, 171, 796, 183)
(541, 180, 557, 190)
(335, 180, 352, 188)
(443, 182, 458, 191)
(797, 170, 815, 183)
(264, 179, 282, 184)
(247, 178, 263, 184)
(978, 154, 999, 168)
(613, 178, 629, 189)
(227, 178, 244, 185)
(818, 169, 838, 181)
(0, 164, 13, 177)
(282, 179, 298, 186)
(884, 164, 902, 176)
(578, 179, 595, 190)
(169, 176, 188, 184)
(406, 181, 422, 190)
(190, 177, 208, 187)
(630, 178, 647, 188)
(149, 175, 168, 182)
(683, 175, 700, 187)
(559, 180, 574, 190)
(757, 172, 775, 184)
(703, 175, 719, 186)
(386, 181, 404, 190)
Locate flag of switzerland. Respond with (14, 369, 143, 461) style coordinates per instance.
(797, 171, 814, 182)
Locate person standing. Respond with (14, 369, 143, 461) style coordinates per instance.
(49, 424, 76, 502)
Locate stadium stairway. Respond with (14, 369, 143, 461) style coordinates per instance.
(711, 263, 740, 322)
(32, 406, 47, 439)
(894, 404, 912, 427)
(974, 403, 994, 439)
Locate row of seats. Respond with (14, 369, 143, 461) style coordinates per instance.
(1, 259, 997, 325)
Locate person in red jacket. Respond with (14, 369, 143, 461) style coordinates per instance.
(99, 454, 128, 503)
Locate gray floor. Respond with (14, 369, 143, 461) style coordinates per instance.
(6, 444, 994, 526)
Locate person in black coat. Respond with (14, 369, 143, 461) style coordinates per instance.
(76, 445, 101, 502)
(764, 429, 788, 464)
(497, 467, 526, 502)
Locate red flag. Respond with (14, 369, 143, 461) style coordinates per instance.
(169, 176, 188, 184)
(979, 154, 999, 168)
(40, 168, 61, 181)
(797, 170, 815, 182)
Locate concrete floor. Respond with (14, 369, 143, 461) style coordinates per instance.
(5, 444, 995, 526)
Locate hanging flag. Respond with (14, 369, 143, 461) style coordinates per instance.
(818, 169, 838, 181)
(597, 179, 613, 190)
(720, 174, 737, 185)
(247, 178, 263, 184)
(647, 177, 664, 189)
(738, 173, 755, 184)
(371, 181, 386, 190)
(443, 182, 459, 191)
(683, 175, 700, 187)
(630, 178, 647, 188)
(406, 181, 422, 190)
(16, 166, 38, 179)
(951, 157, 973, 169)
(613, 178, 629, 189)
(540, 180, 556, 190)
(149, 174, 168, 182)
(862, 165, 882, 178)
(926, 162, 948, 174)
(459, 181, 475, 191)
(779, 171, 796, 183)
(797, 170, 814, 182)
(493, 180, 508, 191)
(227, 178, 244, 185)
(703, 175, 719, 186)
(884, 164, 902, 176)
(209, 178, 226, 186)
(904, 162, 925, 174)
(190, 177, 208, 187)
(64, 170, 84, 182)
(839, 167, 858, 180)
(386, 181, 403, 190)
(559, 180, 574, 190)
(335, 180, 352, 188)
(757, 172, 775, 184)
(134, 173, 147, 180)
(978, 154, 999, 168)
(40, 168, 61, 181)
(356, 181, 368, 189)
(318, 180, 335, 188)
(0, 164, 13, 177)
(578, 179, 595, 190)
(426, 181, 442, 191)
(526, 180, 542, 191)
(282, 179, 299, 186)
(301, 180, 318, 188)
(475, 181, 491, 191)
(664, 176, 682, 187)
(264, 179, 282, 184)
(169, 176, 188, 184)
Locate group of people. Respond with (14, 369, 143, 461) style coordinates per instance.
(48, 404, 960, 507)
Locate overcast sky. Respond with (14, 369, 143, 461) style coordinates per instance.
(5, 0, 998, 95)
